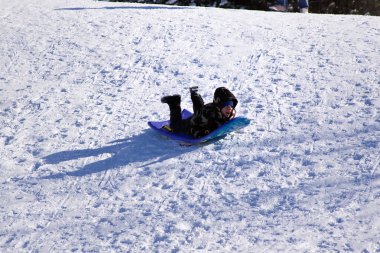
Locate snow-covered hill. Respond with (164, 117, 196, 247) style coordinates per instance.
(1, 0, 379, 252)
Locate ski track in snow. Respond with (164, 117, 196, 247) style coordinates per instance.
(1, 0, 380, 252)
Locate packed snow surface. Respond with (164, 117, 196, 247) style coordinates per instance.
(1, 0, 380, 252)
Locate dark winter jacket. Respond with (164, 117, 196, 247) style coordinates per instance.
(187, 87, 238, 138)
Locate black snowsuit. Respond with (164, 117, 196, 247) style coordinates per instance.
(169, 87, 238, 138)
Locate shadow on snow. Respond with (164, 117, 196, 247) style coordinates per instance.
(40, 129, 195, 179)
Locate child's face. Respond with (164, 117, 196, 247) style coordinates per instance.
(221, 105, 233, 118)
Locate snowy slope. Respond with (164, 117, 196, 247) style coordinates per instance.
(1, 0, 380, 252)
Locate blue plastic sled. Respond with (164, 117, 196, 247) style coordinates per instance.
(148, 109, 250, 145)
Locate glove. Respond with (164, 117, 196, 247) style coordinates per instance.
(189, 86, 199, 95)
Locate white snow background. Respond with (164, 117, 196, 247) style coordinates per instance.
(1, 0, 380, 252)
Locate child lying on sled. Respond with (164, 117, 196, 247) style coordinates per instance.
(161, 87, 238, 138)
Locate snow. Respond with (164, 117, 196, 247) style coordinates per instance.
(1, 0, 380, 252)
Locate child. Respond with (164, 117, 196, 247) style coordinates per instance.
(161, 87, 238, 138)
(269, 0, 309, 13)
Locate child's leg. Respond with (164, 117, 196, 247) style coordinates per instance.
(298, 0, 309, 8)
(168, 104, 183, 132)
(161, 94, 184, 132)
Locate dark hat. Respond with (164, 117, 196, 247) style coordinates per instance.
(213, 87, 238, 109)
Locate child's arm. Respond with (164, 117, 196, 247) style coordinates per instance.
(190, 86, 204, 114)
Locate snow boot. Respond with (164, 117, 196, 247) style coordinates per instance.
(161, 94, 181, 106)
